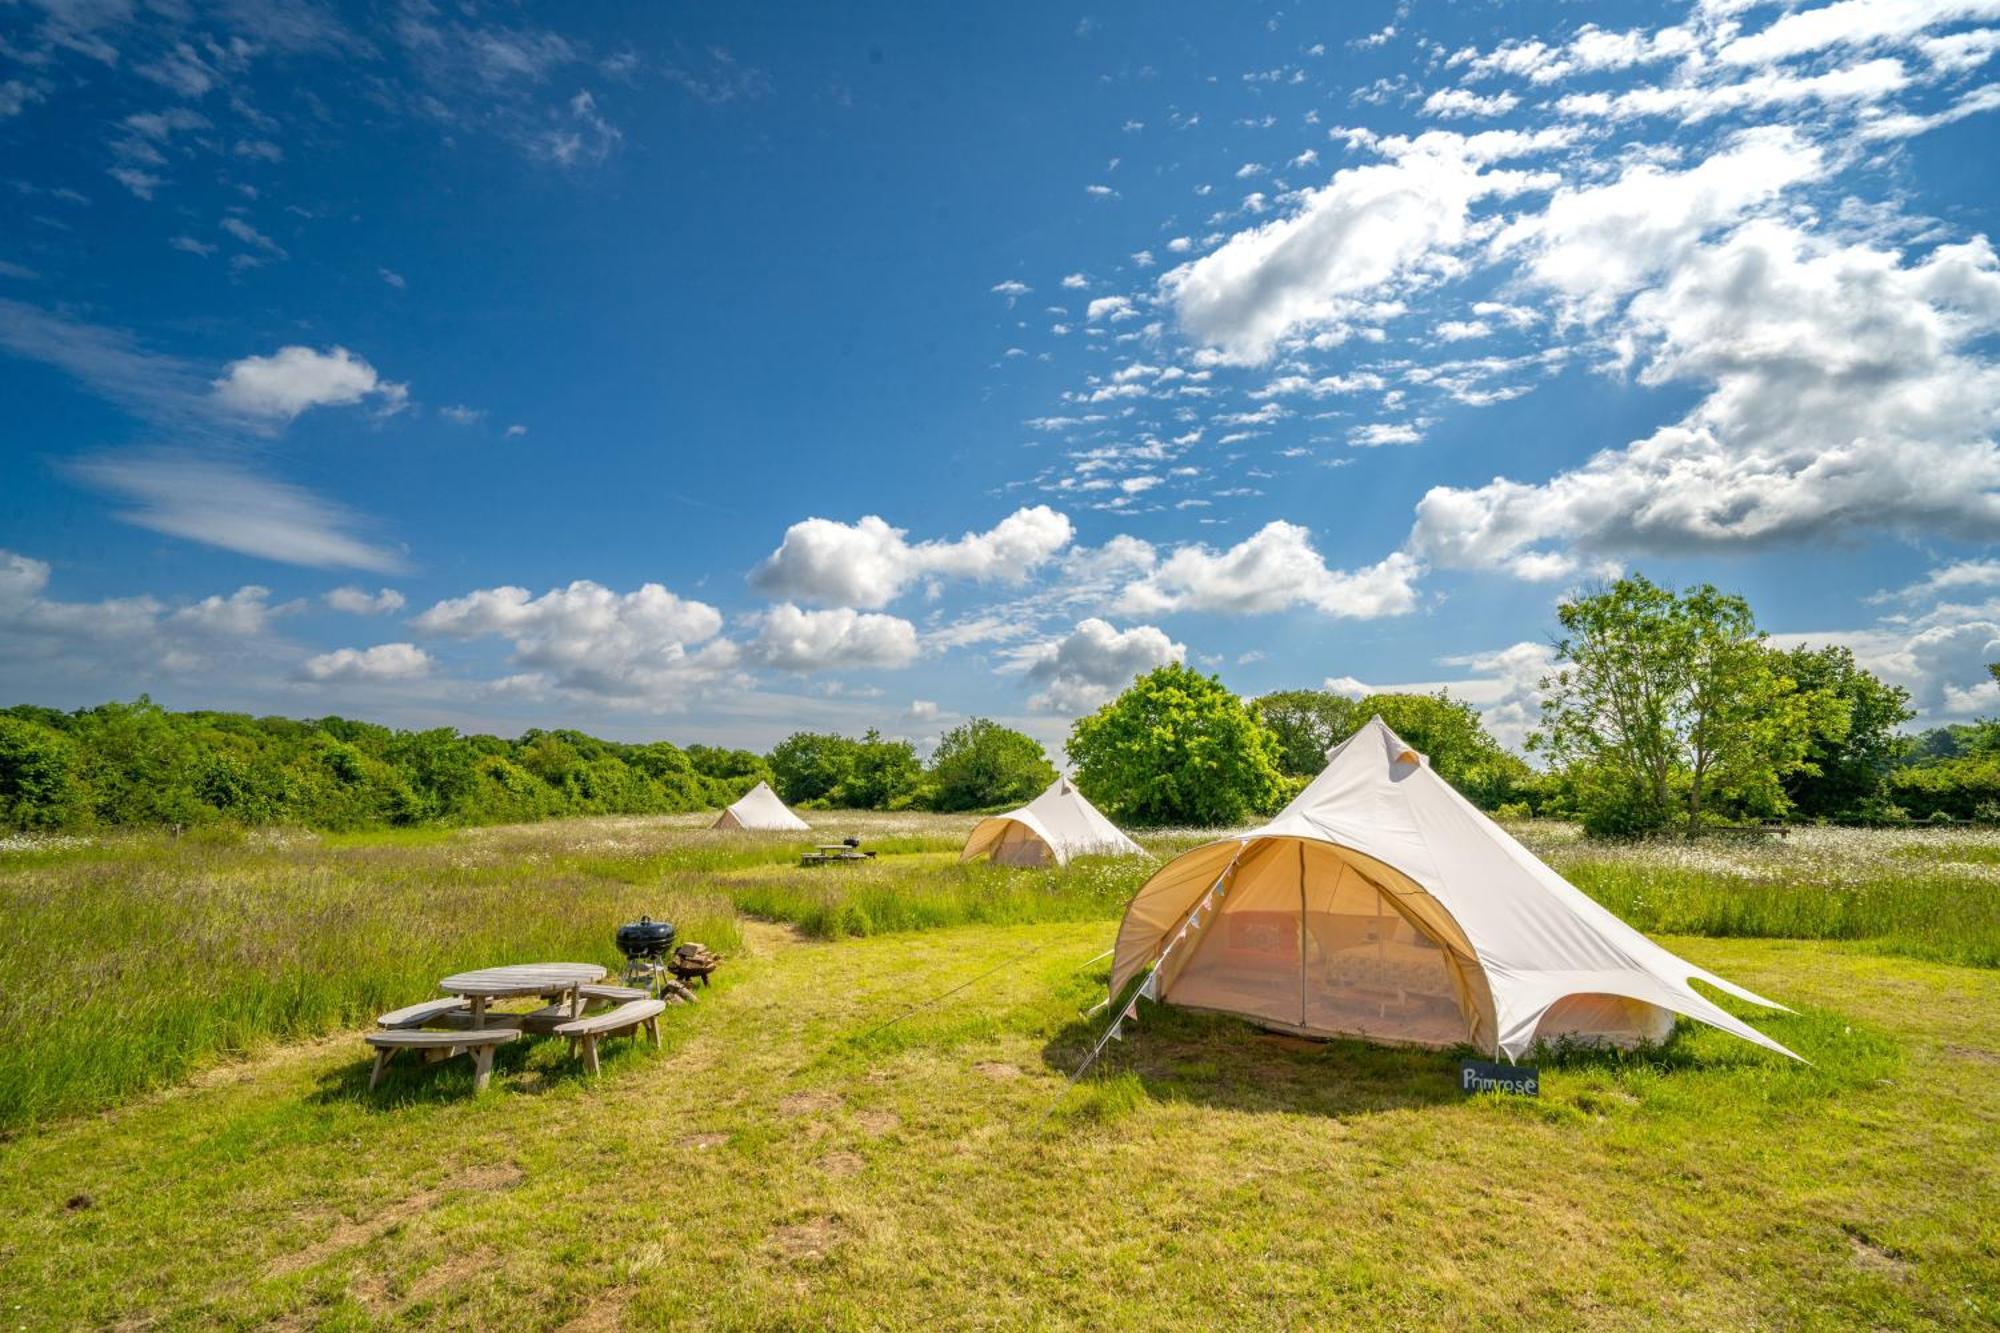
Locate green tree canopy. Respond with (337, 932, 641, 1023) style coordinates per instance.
(1253, 688, 1528, 808)
(767, 732, 857, 805)
(1772, 644, 1914, 820)
(830, 730, 921, 810)
(1252, 689, 1355, 777)
(1067, 663, 1284, 826)
(923, 718, 1057, 811)
(1534, 575, 1837, 836)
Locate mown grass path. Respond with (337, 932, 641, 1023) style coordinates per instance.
(2, 920, 1997, 1329)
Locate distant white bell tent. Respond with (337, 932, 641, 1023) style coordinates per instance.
(1110, 718, 1800, 1062)
(959, 777, 1144, 868)
(711, 780, 811, 833)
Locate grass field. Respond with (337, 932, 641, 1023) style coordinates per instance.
(2, 814, 1999, 1327)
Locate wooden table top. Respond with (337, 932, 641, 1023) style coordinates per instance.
(439, 962, 607, 998)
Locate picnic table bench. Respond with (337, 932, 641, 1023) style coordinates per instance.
(365, 1028, 518, 1092)
(555, 999, 666, 1075)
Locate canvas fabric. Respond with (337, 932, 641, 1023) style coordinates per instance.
(960, 778, 1145, 868)
(712, 781, 811, 832)
(1110, 719, 1798, 1062)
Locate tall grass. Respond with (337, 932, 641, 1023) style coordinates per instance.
(724, 855, 1155, 938)
(1528, 824, 2000, 969)
(0, 828, 740, 1132)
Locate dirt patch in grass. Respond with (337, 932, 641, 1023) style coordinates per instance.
(817, 1150, 865, 1177)
(678, 1132, 729, 1150)
(972, 1061, 1022, 1080)
(1843, 1225, 1912, 1276)
(1942, 1043, 2000, 1065)
(854, 1109, 899, 1136)
(770, 1215, 844, 1261)
(267, 1164, 522, 1278)
(778, 1090, 842, 1116)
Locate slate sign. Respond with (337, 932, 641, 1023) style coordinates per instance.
(1460, 1060, 1539, 1096)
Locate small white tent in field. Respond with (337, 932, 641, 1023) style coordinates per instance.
(1111, 718, 1799, 1062)
(712, 781, 810, 833)
(960, 778, 1144, 868)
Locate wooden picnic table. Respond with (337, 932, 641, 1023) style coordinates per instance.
(439, 962, 607, 1029)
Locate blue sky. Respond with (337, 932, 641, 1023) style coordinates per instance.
(3, 0, 1999, 755)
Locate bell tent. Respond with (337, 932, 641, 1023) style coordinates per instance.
(1110, 718, 1798, 1062)
(960, 777, 1145, 868)
(711, 781, 811, 833)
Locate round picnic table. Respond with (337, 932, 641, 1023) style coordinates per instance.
(439, 962, 607, 1029)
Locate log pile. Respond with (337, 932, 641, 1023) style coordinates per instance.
(670, 942, 722, 988)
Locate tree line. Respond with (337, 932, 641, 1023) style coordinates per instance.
(1060, 575, 1982, 836)
(2, 576, 1990, 838)
(0, 702, 1060, 833)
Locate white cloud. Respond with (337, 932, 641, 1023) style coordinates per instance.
(1116, 521, 1423, 618)
(1018, 617, 1185, 712)
(1086, 294, 1139, 323)
(1556, 56, 1914, 124)
(1718, 0, 2000, 66)
(751, 506, 1074, 609)
(300, 642, 433, 682)
(1413, 221, 2000, 576)
(907, 699, 940, 720)
(68, 452, 408, 572)
(1062, 272, 1090, 289)
(1421, 88, 1520, 119)
(439, 403, 485, 425)
(748, 603, 920, 673)
(0, 549, 291, 680)
(991, 279, 1031, 298)
(379, 268, 407, 289)
(212, 345, 408, 421)
(326, 586, 407, 615)
(1492, 126, 1826, 324)
(411, 579, 735, 697)
(1348, 422, 1425, 446)
(220, 216, 287, 259)
(1327, 640, 1555, 750)
(1162, 129, 1564, 363)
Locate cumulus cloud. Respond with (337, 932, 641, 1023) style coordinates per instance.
(1018, 617, 1185, 713)
(1116, 521, 1423, 618)
(0, 548, 290, 680)
(1161, 129, 1567, 363)
(748, 604, 921, 673)
(411, 579, 735, 698)
(1490, 125, 1825, 323)
(1421, 88, 1520, 119)
(325, 586, 406, 615)
(751, 506, 1074, 609)
(212, 345, 408, 421)
(1413, 221, 2000, 577)
(300, 642, 433, 682)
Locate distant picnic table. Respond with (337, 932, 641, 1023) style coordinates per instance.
(801, 843, 877, 867)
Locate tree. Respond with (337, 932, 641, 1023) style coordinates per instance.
(1534, 575, 1831, 836)
(1253, 688, 1529, 808)
(0, 716, 83, 829)
(1358, 692, 1532, 810)
(1252, 690, 1359, 777)
(831, 730, 921, 809)
(1067, 663, 1284, 826)
(923, 718, 1056, 811)
(1771, 644, 1914, 820)
(767, 732, 857, 805)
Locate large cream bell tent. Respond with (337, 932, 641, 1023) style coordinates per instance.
(959, 777, 1145, 868)
(711, 780, 811, 832)
(1110, 718, 1800, 1062)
